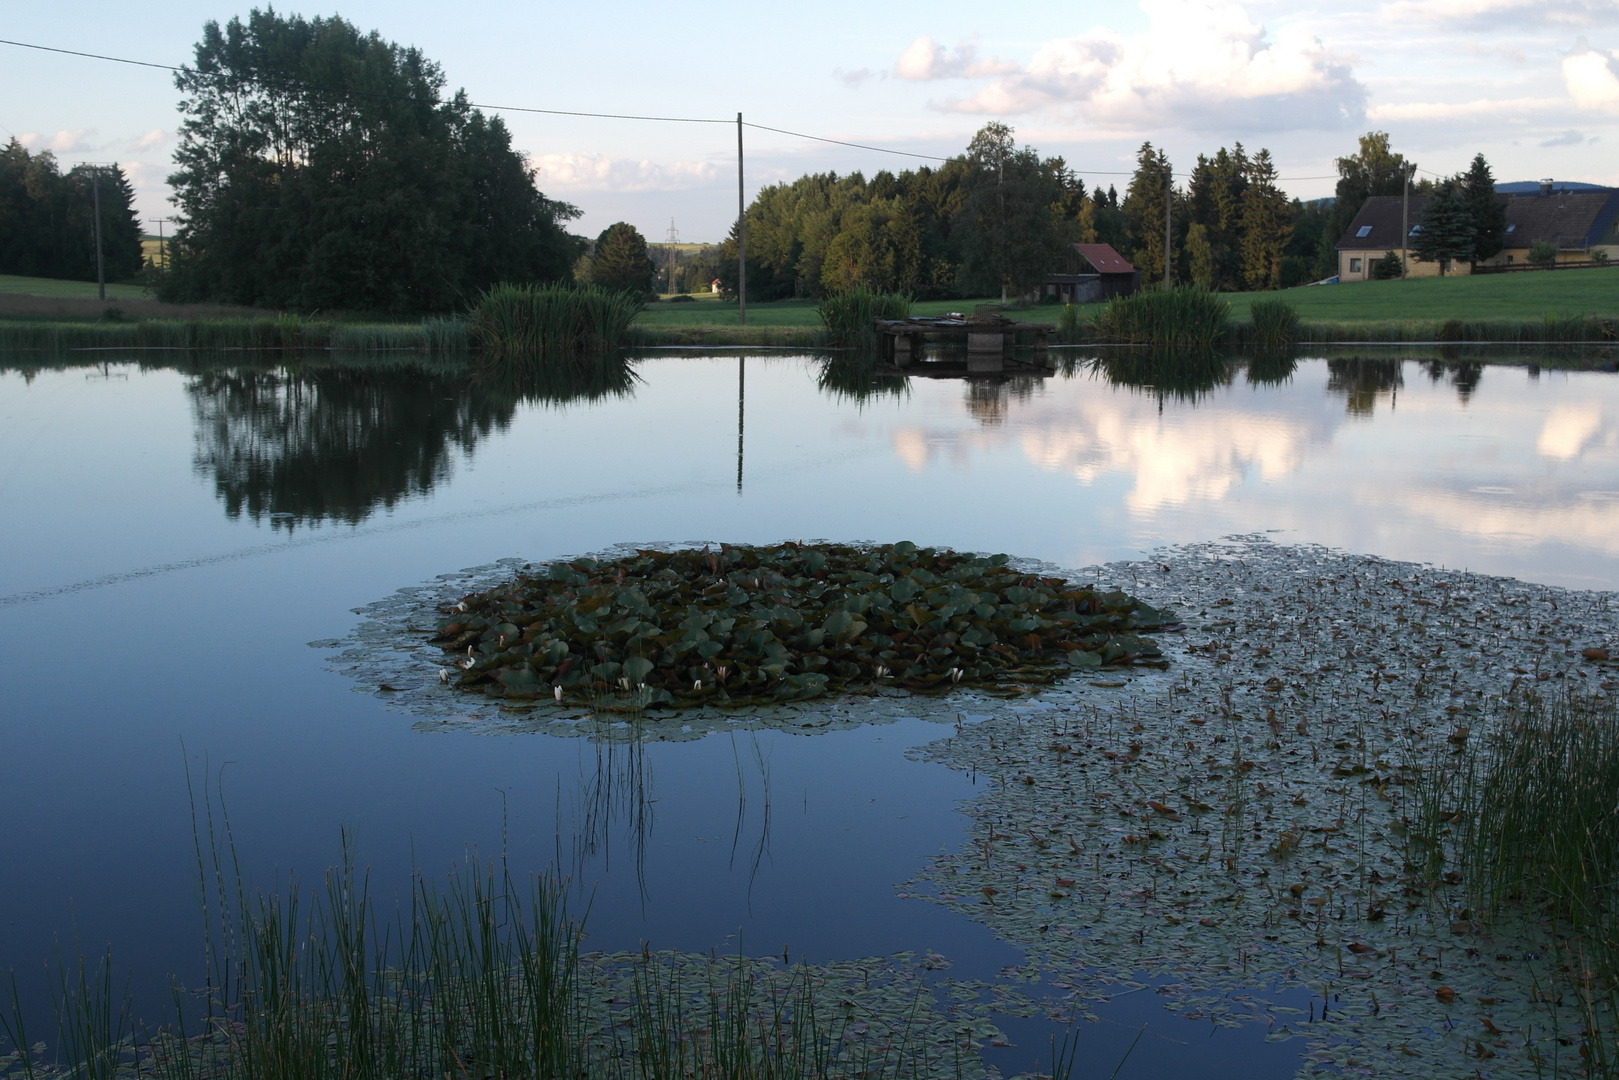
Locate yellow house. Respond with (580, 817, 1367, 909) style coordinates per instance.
(1335, 185, 1619, 280)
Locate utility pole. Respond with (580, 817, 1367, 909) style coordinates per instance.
(1164, 162, 1172, 287)
(92, 169, 106, 301)
(1401, 164, 1411, 280)
(154, 217, 169, 270)
(736, 113, 746, 326)
(664, 217, 679, 294)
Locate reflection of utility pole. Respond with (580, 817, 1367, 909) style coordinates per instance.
(736, 356, 745, 494)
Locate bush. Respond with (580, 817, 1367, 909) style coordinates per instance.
(1370, 250, 1403, 280)
(1591, 249, 1611, 267)
(1527, 239, 1559, 269)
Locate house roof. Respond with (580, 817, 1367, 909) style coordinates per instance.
(1334, 195, 1432, 251)
(1336, 190, 1619, 252)
(1072, 243, 1135, 274)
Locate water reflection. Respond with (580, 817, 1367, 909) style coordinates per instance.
(1073, 349, 1239, 403)
(188, 353, 637, 531)
(1326, 357, 1403, 416)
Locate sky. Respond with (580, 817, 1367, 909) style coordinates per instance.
(4, 0, 1618, 242)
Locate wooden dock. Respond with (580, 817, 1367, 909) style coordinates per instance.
(874, 306, 1056, 367)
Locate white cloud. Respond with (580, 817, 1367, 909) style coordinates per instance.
(1564, 48, 1619, 113)
(920, 0, 1365, 132)
(1380, 0, 1619, 29)
(836, 67, 881, 88)
(131, 129, 168, 151)
(1366, 95, 1561, 121)
(533, 152, 720, 193)
(48, 128, 96, 154)
(893, 35, 1018, 81)
(1540, 128, 1589, 146)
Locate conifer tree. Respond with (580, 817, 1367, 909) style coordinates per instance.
(1461, 153, 1507, 262)
(1413, 179, 1476, 274)
(1239, 150, 1292, 291)
(1122, 143, 1174, 283)
(590, 222, 657, 295)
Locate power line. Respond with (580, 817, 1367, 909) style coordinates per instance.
(1, 35, 1344, 184)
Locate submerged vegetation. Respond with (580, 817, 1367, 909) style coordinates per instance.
(435, 542, 1176, 710)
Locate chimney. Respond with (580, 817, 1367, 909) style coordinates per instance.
(1540, 178, 1554, 197)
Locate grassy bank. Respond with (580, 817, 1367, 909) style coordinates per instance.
(5, 265, 1618, 350)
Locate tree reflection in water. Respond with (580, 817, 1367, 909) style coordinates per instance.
(1072, 348, 1239, 404)
(189, 354, 637, 530)
(1326, 357, 1404, 417)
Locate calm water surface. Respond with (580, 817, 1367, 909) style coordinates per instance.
(2, 349, 1617, 1077)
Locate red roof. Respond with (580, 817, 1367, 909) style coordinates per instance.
(1073, 243, 1134, 274)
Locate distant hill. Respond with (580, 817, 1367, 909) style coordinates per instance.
(1497, 180, 1613, 194)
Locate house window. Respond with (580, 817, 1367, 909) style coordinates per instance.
(1507, 255, 1514, 264)
(1350, 258, 1363, 273)
(1355, 226, 1373, 238)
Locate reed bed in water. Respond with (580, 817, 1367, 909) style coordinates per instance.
(1087, 285, 1229, 347)
(0, 834, 991, 1080)
(816, 288, 911, 346)
(467, 283, 642, 357)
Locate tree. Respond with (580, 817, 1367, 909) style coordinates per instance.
(0, 140, 142, 282)
(1527, 239, 1558, 269)
(590, 222, 657, 295)
(1332, 132, 1411, 244)
(1122, 142, 1174, 283)
(954, 122, 1063, 300)
(1239, 149, 1292, 291)
(1412, 180, 1475, 275)
(1461, 153, 1507, 263)
(1370, 250, 1403, 280)
(1184, 222, 1216, 288)
(161, 10, 580, 314)
(1186, 145, 1248, 290)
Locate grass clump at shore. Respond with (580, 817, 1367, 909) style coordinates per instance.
(467, 283, 642, 357)
(1245, 297, 1300, 350)
(435, 542, 1176, 710)
(816, 288, 911, 346)
(1088, 285, 1229, 347)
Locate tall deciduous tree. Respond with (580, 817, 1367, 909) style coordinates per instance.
(1240, 150, 1292, 291)
(1332, 132, 1412, 242)
(589, 222, 657, 295)
(161, 10, 581, 314)
(1461, 153, 1507, 263)
(954, 122, 1063, 300)
(1122, 142, 1174, 284)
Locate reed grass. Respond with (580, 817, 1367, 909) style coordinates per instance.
(1407, 689, 1619, 1073)
(467, 283, 643, 357)
(0, 796, 997, 1080)
(1246, 298, 1299, 350)
(816, 288, 911, 346)
(1088, 286, 1229, 347)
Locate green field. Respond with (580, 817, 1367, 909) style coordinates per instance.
(0, 274, 148, 300)
(636, 295, 1068, 330)
(1226, 268, 1619, 322)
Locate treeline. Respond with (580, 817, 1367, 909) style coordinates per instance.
(157, 11, 584, 315)
(0, 140, 143, 282)
(722, 124, 1348, 301)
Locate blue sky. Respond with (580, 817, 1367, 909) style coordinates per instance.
(4, 0, 1618, 241)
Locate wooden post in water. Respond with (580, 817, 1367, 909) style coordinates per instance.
(737, 113, 746, 327)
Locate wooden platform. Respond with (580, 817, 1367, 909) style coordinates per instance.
(874, 308, 1057, 366)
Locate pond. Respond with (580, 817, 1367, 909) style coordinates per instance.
(1, 347, 1617, 1078)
